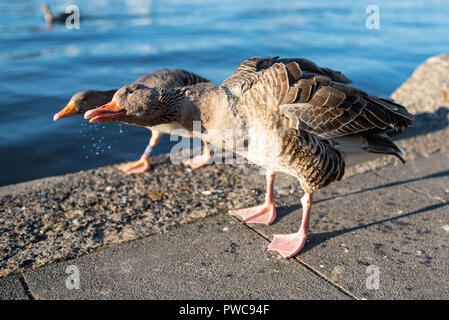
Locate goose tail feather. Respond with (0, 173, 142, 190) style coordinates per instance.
(363, 134, 406, 164)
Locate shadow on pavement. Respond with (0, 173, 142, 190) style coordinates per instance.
(302, 201, 449, 253)
(273, 168, 449, 225)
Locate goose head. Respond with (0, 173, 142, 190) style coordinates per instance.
(84, 84, 181, 126)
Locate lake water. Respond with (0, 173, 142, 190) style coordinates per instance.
(0, 0, 448, 186)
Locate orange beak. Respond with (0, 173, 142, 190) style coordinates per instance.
(53, 101, 79, 121)
(84, 100, 126, 123)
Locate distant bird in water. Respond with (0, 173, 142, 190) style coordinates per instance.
(85, 56, 413, 259)
(41, 3, 72, 24)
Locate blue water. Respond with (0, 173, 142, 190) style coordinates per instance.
(0, 0, 448, 186)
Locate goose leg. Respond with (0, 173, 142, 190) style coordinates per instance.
(230, 170, 277, 225)
(184, 140, 212, 169)
(117, 131, 161, 174)
(267, 193, 312, 259)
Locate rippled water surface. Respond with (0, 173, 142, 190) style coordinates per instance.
(0, 0, 448, 186)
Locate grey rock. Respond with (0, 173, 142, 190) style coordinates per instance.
(392, 54, 449, 114)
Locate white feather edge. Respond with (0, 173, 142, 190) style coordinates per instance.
(329, 136, 382, 167)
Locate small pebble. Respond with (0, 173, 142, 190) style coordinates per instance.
(249, 188, 260, 196)
(442, 225, 449, 232)
(146, 190, 164, 201)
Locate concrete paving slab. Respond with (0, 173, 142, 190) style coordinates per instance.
(245, 161, 449, 299)
(23, 214, 349, 300)
(375, 152, 449, 202)
(0, 275, 30, 300)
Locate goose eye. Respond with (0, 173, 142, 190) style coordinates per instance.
(125, 87, 136, 95)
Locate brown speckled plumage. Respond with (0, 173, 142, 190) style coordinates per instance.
(222, 56, 352, 92)
(116, 85, 187, 127)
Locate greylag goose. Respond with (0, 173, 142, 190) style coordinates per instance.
(53, 69, 215, 173)
(85, 57, 411, 259)
(71, 59, 351, 173)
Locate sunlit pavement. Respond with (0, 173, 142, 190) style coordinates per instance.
(1, 152, 448, 300)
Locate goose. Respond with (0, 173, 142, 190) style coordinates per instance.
(84, 57, 411, 259)
(59, 59, 350, 173)
(54, 69, 215, 173)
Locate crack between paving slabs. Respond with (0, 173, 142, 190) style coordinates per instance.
(229, 215, 359, 300)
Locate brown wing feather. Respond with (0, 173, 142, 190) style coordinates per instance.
(222, 56, 352, 96)
(265, 57, 352, 84)
(236, 62, 291, 121)
(221, 57, 261, 94)
(224, 58, 412, 141)
(281, 67, 414, 139)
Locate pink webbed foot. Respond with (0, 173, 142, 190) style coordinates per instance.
(231, 170, 278, 225)
(184, 152, 212, 170)
(117, 156, 152, 174)
(267, 230, 308, 259)
(231, 202, 277, 225)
